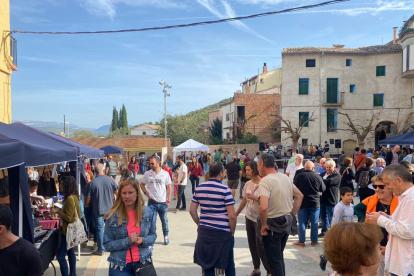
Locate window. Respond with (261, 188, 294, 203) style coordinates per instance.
(306, 59, 316, 67)
(226, 132, 230, 139)
(327, 109, 338, 132)
(327, 78, 338, 103)
(350, 84, 356, 93)
(299, 78, 309, 95)
(346, 59, 352, 66)
(376, 66, 386, 76)
(226, 113, 230, 121)
(407, 46, 410, 72)
(299, 112, 309, 127)
(302, 139, 308, 146)
(373, 94, 384, 107)
(142, 131, 146, 136)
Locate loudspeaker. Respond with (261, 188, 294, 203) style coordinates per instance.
(259, 142, 265, 151)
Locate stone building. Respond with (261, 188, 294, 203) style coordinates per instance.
(130, 124, 160, 136)
(281, 20, 414, 157)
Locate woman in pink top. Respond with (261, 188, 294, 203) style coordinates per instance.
(235, 161, 271, 276)
(103, 178, 157, 275)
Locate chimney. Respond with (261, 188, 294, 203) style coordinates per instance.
(393, 27, 398, 43)
(263, 62, 267, 73)
(333, 44, 345, 48)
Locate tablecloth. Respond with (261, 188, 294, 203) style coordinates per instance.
(39, 219, 60, 230)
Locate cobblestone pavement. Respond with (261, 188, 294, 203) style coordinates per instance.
(44, 173, 355, 276)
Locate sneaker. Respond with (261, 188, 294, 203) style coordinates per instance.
(92, 242, 98, 251)
(318, 232, 326, 237)
(175, 209, 179, 213)
(319, 254, 327, 271)
(92, 251, 103, 256)
(164, 236, 170, 245)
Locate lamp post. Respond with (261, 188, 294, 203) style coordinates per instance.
(65, 122, 70, 138)
(159, 79, 171, 148)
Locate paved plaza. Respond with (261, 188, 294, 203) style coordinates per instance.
(44, 174, 340, 276)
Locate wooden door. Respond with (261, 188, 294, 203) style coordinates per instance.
(343, 139, 356, 157)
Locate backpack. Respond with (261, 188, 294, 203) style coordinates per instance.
(358, 170, 370, 188)
(203, 154, 208, 163)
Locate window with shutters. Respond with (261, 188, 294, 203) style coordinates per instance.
(327, 109, 338, 132)
(346, 59, 352, 66)
(407, 46, 410, 72)
(350, 84, 356, 93)
(327, 78, 338, 103)
(299, 112, 309, 127)
(376, 66, 386, 76)
(302, 139, 308, 146)
(306, 59, 316, 67)
(226, 113, 230, 121)
(299, 79, 309, 95)
(373, 94, 384, 107)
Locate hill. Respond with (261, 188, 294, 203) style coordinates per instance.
(183, 97, 233, 122)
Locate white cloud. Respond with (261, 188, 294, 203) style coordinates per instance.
(79, 0, 187, 18)
(196, 0, 275, 44)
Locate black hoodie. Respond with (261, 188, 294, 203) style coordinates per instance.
(320, 170, 341, 206)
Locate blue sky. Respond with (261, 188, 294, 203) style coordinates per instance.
(10, 0, 414, 128)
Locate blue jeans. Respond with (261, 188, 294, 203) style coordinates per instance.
(140, 165, 146, 174)
(320, 204, 334, 233)
(204, 236, 235, 276)
(57, 234, 77, 276)
(148, 201, 169, 237)
(203, 163, 209, 174)
(93, 215, 105, 253)
(298, 208, 320, 243)
(84, 207, 96, 243)
(131, 172, 137, 178)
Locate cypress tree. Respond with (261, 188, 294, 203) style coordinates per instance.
(110, 106, 119, 132)
(119, 104, 128, 129)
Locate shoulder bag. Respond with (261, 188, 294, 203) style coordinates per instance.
(66, 196, 88, 250)
(128, 230, 157, 276)
(341, 167, 349, 180)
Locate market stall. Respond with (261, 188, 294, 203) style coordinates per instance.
(379, 130, 414, 146)
(172, 139, 210, 164)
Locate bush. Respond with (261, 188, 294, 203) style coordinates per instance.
(239, 132, 260, 144)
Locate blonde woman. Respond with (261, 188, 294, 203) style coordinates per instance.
(103, 178, 157, 276)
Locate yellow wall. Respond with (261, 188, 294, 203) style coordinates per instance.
(0, 0, 12, 124)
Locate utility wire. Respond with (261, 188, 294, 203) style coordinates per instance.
(10, 0, 348, 35)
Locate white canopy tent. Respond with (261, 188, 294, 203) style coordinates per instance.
(173, 139, 210, 163)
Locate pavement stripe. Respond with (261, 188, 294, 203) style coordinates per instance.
(84, 255, 102, 276)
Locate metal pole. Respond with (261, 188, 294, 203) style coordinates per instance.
(164, 92, 167, 148)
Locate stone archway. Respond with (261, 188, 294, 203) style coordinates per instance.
(375, 121, 397, 150)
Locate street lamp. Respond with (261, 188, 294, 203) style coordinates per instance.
(65, 122, 70, 138)
(159, 79, 171, 148)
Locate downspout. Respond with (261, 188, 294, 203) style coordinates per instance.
(319, 52, 324, 146)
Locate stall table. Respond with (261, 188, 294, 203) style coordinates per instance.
(36, 229, 61, 275)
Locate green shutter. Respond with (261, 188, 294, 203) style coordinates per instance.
(376, 66, 386, 76)
(374, 94, 384, 107)
(299, 112, 309, 127)
(327, 109, 334, 132)
(299, 79, 309, 95)
(327, 78, 338, 103)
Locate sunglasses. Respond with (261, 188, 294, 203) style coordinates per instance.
(149, 163, 155, 165)
(372, 185, 385, 190)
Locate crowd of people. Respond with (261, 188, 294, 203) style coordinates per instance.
(0, 144, 413, 276)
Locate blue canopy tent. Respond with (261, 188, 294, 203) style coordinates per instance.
(11, 123, 105, 202)
(99, 145, 125, 154)
(0, 122, 78, 243)
(379, 131, 414, 145)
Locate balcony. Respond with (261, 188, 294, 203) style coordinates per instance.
(402, 70, 414, 78)
(10, 35, 17, 71)
(322, 92, 344, 106)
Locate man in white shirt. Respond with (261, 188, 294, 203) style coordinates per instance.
(140, 155, 172, 245)
(254, 152, 260, 162)
(367, 164, 414, 276)
(175, 155, 188, 213)
(285, 154, 304, 184)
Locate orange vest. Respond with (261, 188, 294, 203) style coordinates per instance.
(362, 194, 399, 224)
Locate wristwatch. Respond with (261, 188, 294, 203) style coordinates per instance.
(144, 191, 148, 195)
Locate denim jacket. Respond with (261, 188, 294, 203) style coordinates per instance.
(103, 205, 157, 270)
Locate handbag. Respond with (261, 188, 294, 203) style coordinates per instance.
(341, 167, 349, 179)
(66, 196, 88, 250)
(128, 230, 157, 276)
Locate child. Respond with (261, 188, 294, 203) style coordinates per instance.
(173, 171, 179, 200)
(331, 187, 354, 226)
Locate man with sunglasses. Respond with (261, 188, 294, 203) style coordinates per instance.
(367, 164, 414, 276)
(140, 155, 172, 245)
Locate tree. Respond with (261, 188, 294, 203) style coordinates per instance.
(396, 110, 414, 134)
(72, 129, 96, 138)
(239, 132, 260, 144)
(209, 118, 222, 140)
(110, 106, 119, 132)
(335, 111, 381, 148)
(157, 114, 205, 146)
(107, 127, 130, 138)
(272, 109, 317, 154)
(118, 104, 128, 129)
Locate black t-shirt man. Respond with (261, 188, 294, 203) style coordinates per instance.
(376, 201, 391, 247)
(0, 238, 43, 276)
(226, 162, 241, 181)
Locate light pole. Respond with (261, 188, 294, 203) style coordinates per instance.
(159, 79, 171, 148)
(65, 122, 70, 138)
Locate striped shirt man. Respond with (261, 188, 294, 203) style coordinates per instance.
(192, 179, 235, 232)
